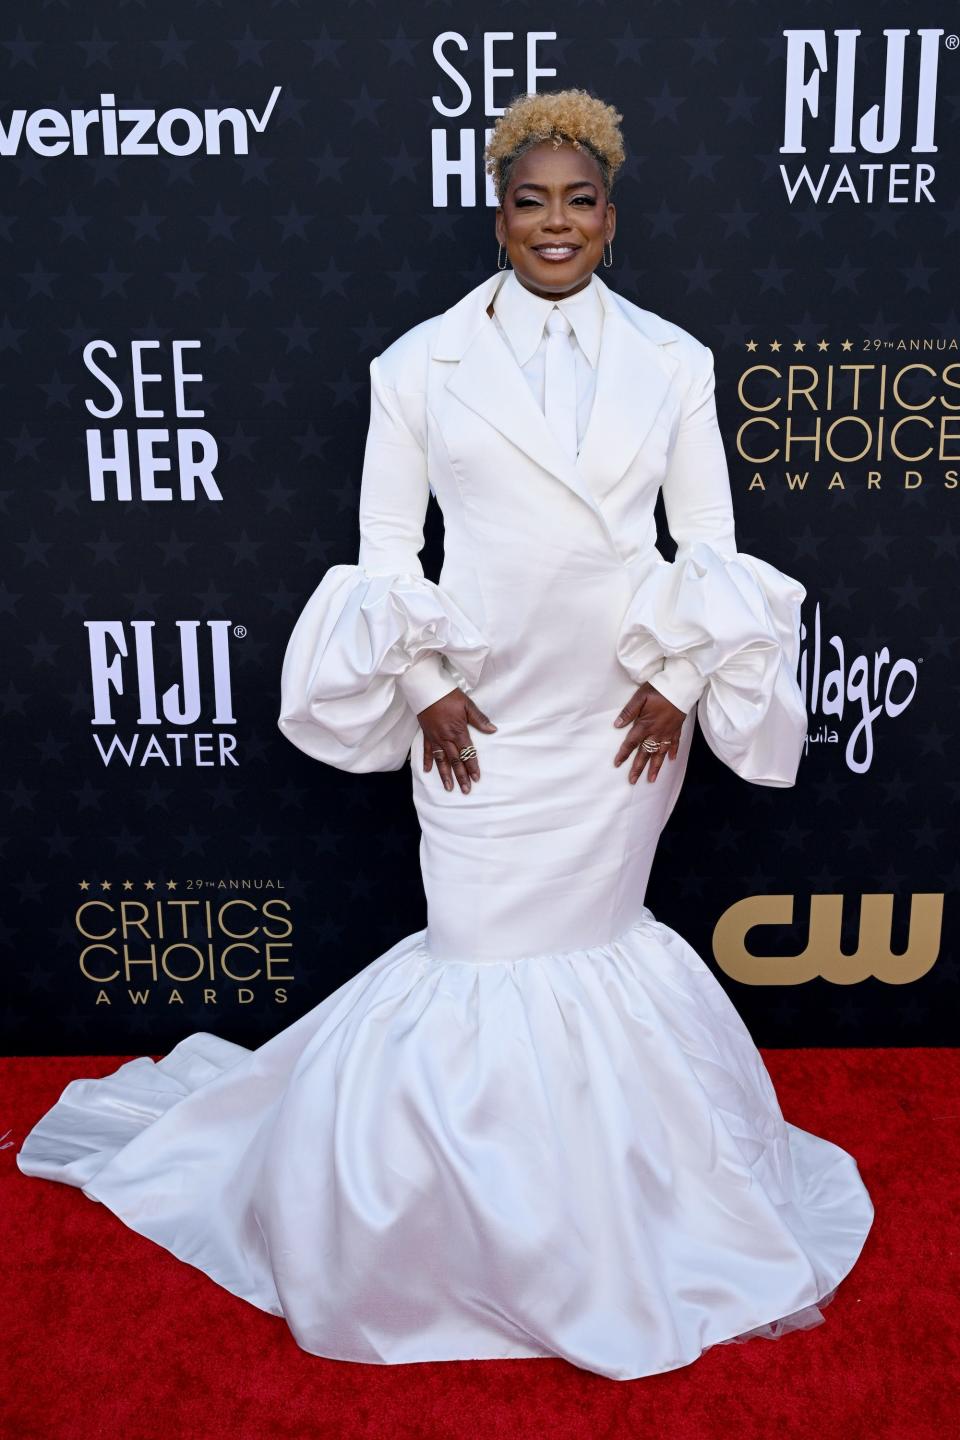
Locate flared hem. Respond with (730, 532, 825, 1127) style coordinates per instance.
(16, 907, 874, 1383)
(273, 1281, 845, 1379)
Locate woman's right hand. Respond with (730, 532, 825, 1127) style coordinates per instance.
(417, 688, 497, 794)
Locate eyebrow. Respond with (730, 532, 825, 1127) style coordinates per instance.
(513, 180, 599, 192)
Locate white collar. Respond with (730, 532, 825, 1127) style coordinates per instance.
(492, 269, 604, 369)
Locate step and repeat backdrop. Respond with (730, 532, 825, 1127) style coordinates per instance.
(2, 3, 956, 1053)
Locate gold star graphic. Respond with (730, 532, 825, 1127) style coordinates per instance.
(817, 339, 829, 351)
(793, 339, 806, 352)
(841, 338, 853, 351)
(770, 339, 782, 352)
(746, 340, 758, 352)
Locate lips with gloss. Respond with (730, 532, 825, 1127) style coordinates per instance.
(533, 245, 580, 263)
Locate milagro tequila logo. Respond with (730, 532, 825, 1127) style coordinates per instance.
(87, 619, 242, 767)
(0, 87, 281, 157)
(780, 27, 950, 204)
(799, 602, 918, 772)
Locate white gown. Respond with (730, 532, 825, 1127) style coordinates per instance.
(16, 271, 874, 1381)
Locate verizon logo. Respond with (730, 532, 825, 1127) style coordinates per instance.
(0, 86, 282, 157)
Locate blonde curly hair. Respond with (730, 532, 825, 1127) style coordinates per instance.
(484, 88, 626, 205)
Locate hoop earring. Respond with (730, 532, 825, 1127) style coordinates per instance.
(602, 239, 613, 268)
(497, 242, 509, 271)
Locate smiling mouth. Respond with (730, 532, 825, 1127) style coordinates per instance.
(533, 244, 581, 261)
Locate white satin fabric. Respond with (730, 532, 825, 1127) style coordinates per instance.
(15, 914, 871, 1379)
(491, 266, 603, 450)
(617, 541, 810, 788)
(17, 271, 874, 1380)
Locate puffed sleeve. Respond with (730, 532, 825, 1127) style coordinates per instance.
(616, 341, 808, 787)
(277, 352, 490, 772)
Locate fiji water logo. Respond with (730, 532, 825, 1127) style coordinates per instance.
(799, 602, 918, 772)
(86, 618, 241, 768)
(780, 27, 951, 204)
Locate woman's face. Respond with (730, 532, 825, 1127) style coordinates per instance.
(494, 138, 616, 300)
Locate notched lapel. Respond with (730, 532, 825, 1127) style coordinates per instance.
(444, 317, 604, 517)
(575, 294, 677, 503)
(433, 270, 680, 531)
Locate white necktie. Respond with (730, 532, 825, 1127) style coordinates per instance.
(543, 306, 578, 461)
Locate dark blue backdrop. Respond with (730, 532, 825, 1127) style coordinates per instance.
(2, 3, 956, 1052)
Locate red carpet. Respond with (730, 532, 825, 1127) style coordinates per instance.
(2, 1048, 956, 1440)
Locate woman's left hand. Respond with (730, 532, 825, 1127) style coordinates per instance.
(613, 683, 686, 783)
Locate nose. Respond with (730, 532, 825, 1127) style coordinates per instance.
(541, 201, 574, 234)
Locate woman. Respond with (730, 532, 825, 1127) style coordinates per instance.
(17, 89, 873, 1381)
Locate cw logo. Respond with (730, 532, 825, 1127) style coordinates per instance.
(714, 893, 943, 984)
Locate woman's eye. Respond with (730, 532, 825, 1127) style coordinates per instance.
(516, 196, 595, 207)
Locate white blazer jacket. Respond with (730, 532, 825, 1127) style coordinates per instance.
(278, 269, 808, 786)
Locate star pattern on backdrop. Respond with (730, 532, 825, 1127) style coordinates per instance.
(1, 1, 954, 1052)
